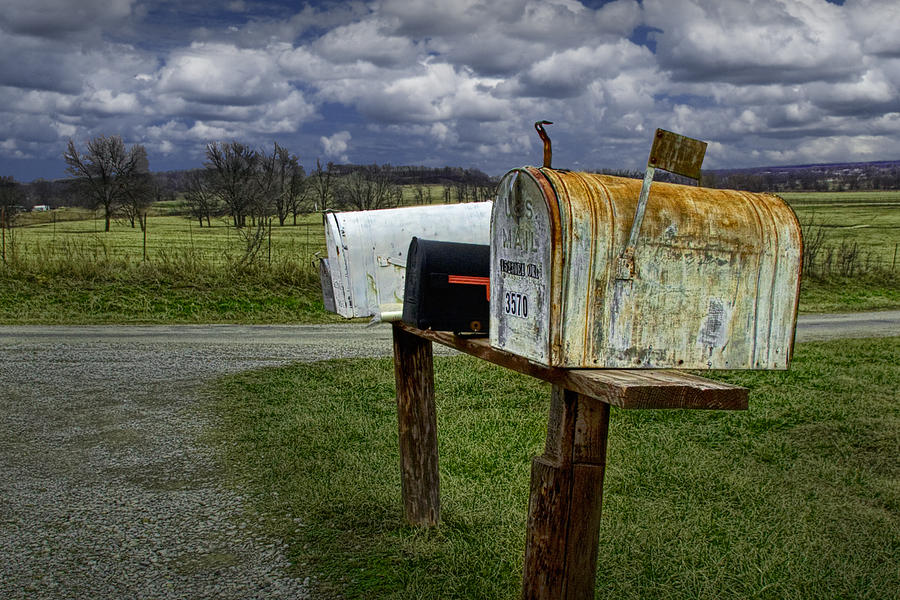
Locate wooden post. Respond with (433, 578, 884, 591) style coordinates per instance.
(392, 323, 440, 526)
(522, 385, 610, 600)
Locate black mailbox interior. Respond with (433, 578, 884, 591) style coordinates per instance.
(402, 237, 490, 334)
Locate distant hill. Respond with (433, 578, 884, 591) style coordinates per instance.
(703, 159, 900, 192)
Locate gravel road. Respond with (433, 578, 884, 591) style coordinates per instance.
(1, 312, 897, 599)
(0, 325, 413, 600)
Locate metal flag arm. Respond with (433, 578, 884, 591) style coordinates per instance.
(619, 128, 708, 280)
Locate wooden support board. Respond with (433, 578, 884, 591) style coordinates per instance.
(392, 324, 440, 526)
(395, 322, 748, 410)
(522, 387, 610, 599)
(391, 322, 749, 599)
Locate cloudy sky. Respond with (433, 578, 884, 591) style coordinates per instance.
(1, 0, 899, 181)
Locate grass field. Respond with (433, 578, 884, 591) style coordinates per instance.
(782, 191, 900, 273)
(7, 212, 326, 266)
(0, 212, 337, 323)
(209, 336, 899, 599)
(1, 190, 899, 323)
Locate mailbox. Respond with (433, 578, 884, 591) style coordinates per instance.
(489, 167, 802, 369)
(321, 202, 492, 318)
(402, 237, 490, 334)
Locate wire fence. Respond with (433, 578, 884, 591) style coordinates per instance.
(2, 213, 898, 282)
(1, 214, 327, 287)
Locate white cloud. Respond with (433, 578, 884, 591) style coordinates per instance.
(158, 42, 290, 106)
(517, 40, 657, 98)
(321, 131, 351, 162)
(645, 0, 864, 84)
(846, 0, 900, 57)
(186, 121, 235, 141)
(82, 89, 141, 115)
(314, 19, 418, 67)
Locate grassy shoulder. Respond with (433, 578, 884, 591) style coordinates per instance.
(799, 273, 900, 313)
(0, 263, 344, 324)
(2, 266, 899, 324)
(209, 337, 899, 599)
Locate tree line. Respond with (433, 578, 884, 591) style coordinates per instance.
(12, 139, 896, 229)
(0, 136, 500, 230)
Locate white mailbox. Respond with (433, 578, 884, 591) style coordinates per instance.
(489, 167, 802, 369)
(322, 202, 493, 318)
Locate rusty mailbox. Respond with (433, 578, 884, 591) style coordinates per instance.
(489, 133, 802, 370)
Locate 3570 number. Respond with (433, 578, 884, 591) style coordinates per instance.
(504, 292, 528, 318)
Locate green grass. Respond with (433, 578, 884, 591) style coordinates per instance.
(1, 190, 899, 323)
(0, 273, 336, 324)
(6, 212, 326, 265)
(0, 212, 333, 323)
(782, 191, 900, 269)
(210, 337, 899, 599)
(800, 274, 900, 313)
(780, 190, 900, 205)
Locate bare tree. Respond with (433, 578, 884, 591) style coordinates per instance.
(184, 170, 218, 227)
(477, 181, 497, 202)
(272, 143, 305, 226)
(309, 159, 334, 212)
(286, 163, 306, 225)
(64, 136, 149, 232)
(205, 141, 258, 227)
(334, 166, 400, 211)
(0, 176, 23, 228)
(453, 180, 468, 203)
(412, 185, 425, 205)
(119, 171, 155, 230)
(254, 145, 278, 225)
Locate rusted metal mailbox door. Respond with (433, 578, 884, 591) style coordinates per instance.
(322, 202, 493, 318)
(489, 168, 802, 369)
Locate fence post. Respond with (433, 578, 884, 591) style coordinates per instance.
(893, 243, 898, 272)
(1, 206, 5, 264)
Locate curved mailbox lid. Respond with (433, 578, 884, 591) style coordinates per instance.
(490, 167, 802, 370)
(324, 202, 493, 318)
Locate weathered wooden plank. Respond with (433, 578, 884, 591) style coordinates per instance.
(392, 323, 440, 526)
(397, 323, 747, 410)
(522, 456, 571, 600)
(543, 385, 576, 466)
(522, 388, 611, 599)
(564, 463, 606, 599)
(573, 395, 610, 466)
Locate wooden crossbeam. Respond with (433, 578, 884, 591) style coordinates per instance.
(395, 322, 747, 410)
